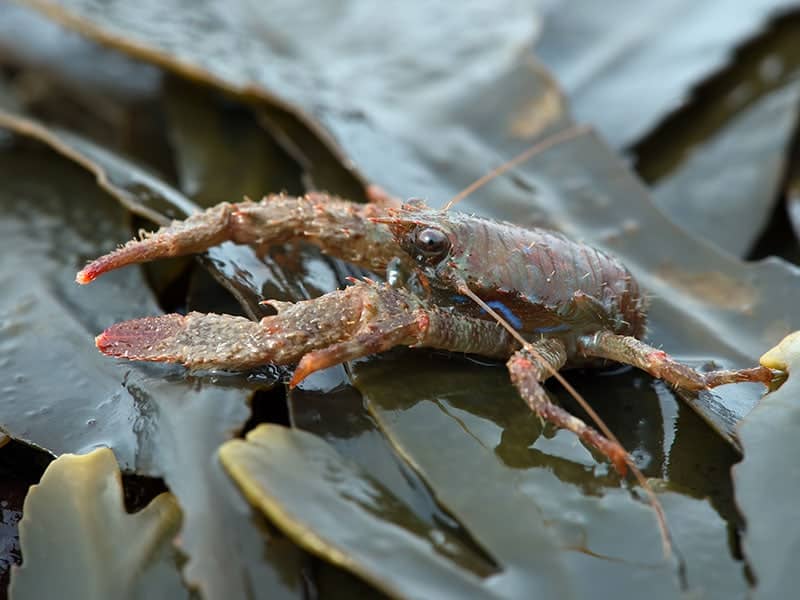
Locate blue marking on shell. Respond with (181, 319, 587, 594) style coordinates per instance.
(532, 324, 570, 334)
(451, 294, 469, 304)
(486, 300, 523, 330)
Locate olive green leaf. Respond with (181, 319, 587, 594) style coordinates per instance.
(220, 425, 512, 600)
(734, 332, 800, 598)
(9, 448, 185, 600)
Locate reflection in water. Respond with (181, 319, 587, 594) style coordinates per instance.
(353, 351, 712, 591)
(668, 394, 742, 528)
(353, 351, 742, 526)
(355, 352, 656, 491)
(289, 367, 496, 575)
(551, 368, 667, 480)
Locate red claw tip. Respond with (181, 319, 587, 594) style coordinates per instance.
(76, 256, 114, 284)
(95, 315, 183, 358)
(289, 354, 326, 388)
(76, 266, 97, 285)
(288, 368, 309, 389)
(95, 330, 113, 352)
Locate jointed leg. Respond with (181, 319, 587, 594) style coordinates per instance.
(507, 339, 629, 474)
(578, 331, 774, 390)
(76, 193, 410, 284)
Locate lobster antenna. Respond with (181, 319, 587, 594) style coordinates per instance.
(457, 283, 674, 560)
(444, 121, 675, 560)
(441, 124, 592, 212)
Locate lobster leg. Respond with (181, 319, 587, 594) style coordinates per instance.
(76, 194, 409, 284)
(507, 339, 630, 474)
(577, 331, 774, 390)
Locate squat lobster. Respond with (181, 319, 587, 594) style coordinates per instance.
(76, 191, 775, 476)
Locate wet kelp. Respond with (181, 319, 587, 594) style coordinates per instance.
(1, 1, 799, 598)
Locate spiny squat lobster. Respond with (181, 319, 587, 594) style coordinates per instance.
(76, 191, 776, 475)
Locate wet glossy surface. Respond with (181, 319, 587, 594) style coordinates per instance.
(0, 138, 306, 599)
(221, 425, 507, 600)
(3, 2, 800, 597)
(10, 448, 185, 599)
(734, 333, 800, 598)
(536, 0, 798, 149)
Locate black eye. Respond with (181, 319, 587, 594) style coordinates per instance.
(415, 227, 450, 257)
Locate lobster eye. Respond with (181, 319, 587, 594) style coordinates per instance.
(415, 227, 450, 258)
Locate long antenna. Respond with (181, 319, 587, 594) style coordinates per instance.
(442, 124, 592, 211)
(442, 122, 675, 560)
(457, 284, 673, 559)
